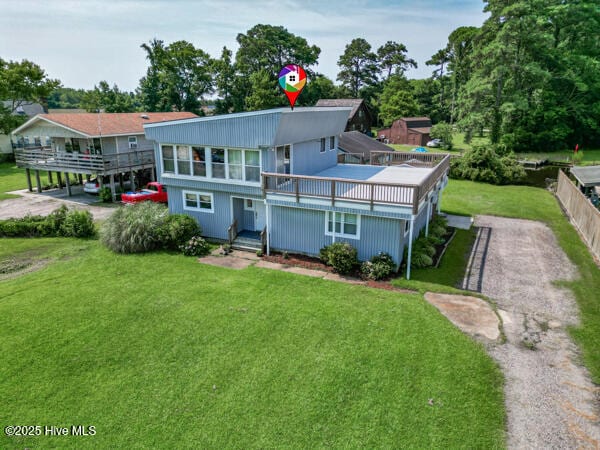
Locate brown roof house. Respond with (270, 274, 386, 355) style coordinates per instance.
(12, 111, 197, 197)
(378, 117, 432, 146)
(316, 99, 372, 133)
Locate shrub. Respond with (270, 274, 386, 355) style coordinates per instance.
(44, 204, 68, 235)
(450, 145, 525, 185)
(99, 186, 113, 203)
(61, 209, 95, 237)
(572, 151, 584, 165)
(430, 122, 453, 150)
(101, 202, 168, 253)
(320, 242, 358, 275)
(361, 252, 396, 280)
(159, 214, 201, 250)
(256, 249, 264, 257)
(411, 251, 433, 268)
(180, 236, 210, 257)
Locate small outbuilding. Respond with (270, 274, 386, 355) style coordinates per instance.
(378, 117, 432, 146)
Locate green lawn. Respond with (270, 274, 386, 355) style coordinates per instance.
(518, 148, 600, 165)
(439, 179, 600, 384)
(0, 238, 505, 449)
(0, 162, 39, 200)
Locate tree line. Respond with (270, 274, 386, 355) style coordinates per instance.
(2, 0, 600, 151)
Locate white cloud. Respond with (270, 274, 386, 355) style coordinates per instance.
(0, 0, 487, 91)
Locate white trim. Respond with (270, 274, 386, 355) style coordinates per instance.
(162, 173, 261, 188)
(324, 211, 361, 240)
(329, 136, 335, 151)
(244, 198, 254, 211)
(12, 115, 90, 137)
(266, 202, 271, 256)
(182, 190, 214, 213)
(406, 215, 415, 280)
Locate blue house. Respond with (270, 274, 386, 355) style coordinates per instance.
(144, 107, 449, 278)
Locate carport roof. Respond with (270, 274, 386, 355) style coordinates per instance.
(570, 165, 600, 187)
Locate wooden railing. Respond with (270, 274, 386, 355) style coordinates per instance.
(227, 219, 238, 244)
(14, 148, 155, 173)
(370, 151, 449, 167)
(262, 154, 450, 214)
(260, 226, 267, 254)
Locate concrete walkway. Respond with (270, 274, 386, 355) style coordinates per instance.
(443, 213, 473, 230)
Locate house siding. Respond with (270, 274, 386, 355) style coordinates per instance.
(116, 134, 153, 152)
(291, 139, 337, 175)
(270, 205, 403, 265)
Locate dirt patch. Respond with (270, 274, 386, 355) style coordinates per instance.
(198, 255, 254, 270)
(0, 258, 51, 281)
(424, 292, 500, 341)
(470, 215, 599, 449)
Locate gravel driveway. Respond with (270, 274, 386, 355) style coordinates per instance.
(0, 189, 117, 221)
(470, 215, 599, 449)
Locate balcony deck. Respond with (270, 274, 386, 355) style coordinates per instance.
(14, 147, 155, 175)
(263, 153, 450, 214)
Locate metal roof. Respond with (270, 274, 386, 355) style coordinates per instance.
(338, 131, 394, 159)
(570, 165, 600, 187)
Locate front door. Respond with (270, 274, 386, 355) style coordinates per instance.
(254, 201, 266, 231)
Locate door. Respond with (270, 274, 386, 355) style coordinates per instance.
(254, 201, 266, 231)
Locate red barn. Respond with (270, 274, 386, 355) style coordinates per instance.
(378, 117, 432, 146)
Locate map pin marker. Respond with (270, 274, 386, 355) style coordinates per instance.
(278, 64, 307, 110)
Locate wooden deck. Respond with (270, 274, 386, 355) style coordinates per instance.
(263, 154, 450, 214)
(14, 147, 155, 175)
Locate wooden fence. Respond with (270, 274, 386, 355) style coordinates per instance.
(556, 170, 600, 261)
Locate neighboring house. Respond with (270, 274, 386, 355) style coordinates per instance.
(378, 117, 432, 146)
(338, 130, 396, 164)
(315, 99, 372, 133)
(144, 107, 449, 278)
(0, 101, 46, 156)
(12, 111, 197, 196)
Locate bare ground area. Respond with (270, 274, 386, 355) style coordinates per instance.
(0, 189, 116, 220)
(470, 215, 600, 449)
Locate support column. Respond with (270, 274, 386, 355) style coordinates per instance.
(110, 174, 116, 201)
(406, 216, 415, 280)
(150, 168, 156, 182)
(48, 171, 53, 185)
(265, 202, 271, 256)
(130, 170, 135, 190)
(78, 174, 83, 184)
(119, 173, 124, 190)
(57, 172, 63, 189)
(35, 170, 42, 193)
(65, 172, 72, 196)
(331, 211, 336, 243)
(25, 168, 33, 192)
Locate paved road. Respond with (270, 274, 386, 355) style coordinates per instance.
(468, 215, 599, 449)
(0, 189, 117, 220)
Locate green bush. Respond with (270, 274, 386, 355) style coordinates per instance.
(101, 202, 169, 253)
(0, 205, 95, 238)
(99, 186, 113, 203)
(61, 209, 95, 237)
(159, 214, 201, 250)
(180, 236, 210, 257)
(361, 252, 396, 280)
(320, 242, 358, 275)
(430, 122, 453, 150)
(411, 251, 434, 268)
(450, 145, 525, 185)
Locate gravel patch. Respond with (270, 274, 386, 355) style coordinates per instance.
(471, 215, 599, 449)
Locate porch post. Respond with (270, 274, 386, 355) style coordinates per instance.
(425, 198, 431, 237)
(65, 172, 72, 196)
(265, 202, 271, 256)
(47, 171, 53, 185)
(331, 211, 336, 243)
(25, 168, 32, 192)
(57, 172, 63, 189)
(35, 170, 42, 193)
(119, 173, 124, 190)
(406, 216, 415, 280)
(130, 170, 135, 190)
(78, 174, 83, 184)
(150, 168, 156, 182)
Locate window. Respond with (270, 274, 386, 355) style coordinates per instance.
(176, 145, 191, 175)
(404, 220, 410, 236)
(211, 148, 226, 179)
(191, 147, 206, 176)
(245, 199, 254, 210)
(325, 212, 360, 239)
(245, 150, 260, 182)
(128, 136, 138, 149)
(228, 149, 243, 180)
(92, 138, 102, 154)
(320, 138, 326, 153)
(183, 191, 214, 213)
(329, 136, 335, 151)
(162, 145, 175, 173)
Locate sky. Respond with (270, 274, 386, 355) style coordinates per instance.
(0, 0, 488, 92)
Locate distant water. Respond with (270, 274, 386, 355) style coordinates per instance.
(522, 165, 567, 188)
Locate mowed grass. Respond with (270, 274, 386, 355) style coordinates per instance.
(0, 239, 505, 449)
(441, 179, 600, 383)
(0, 162, 39, 200)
